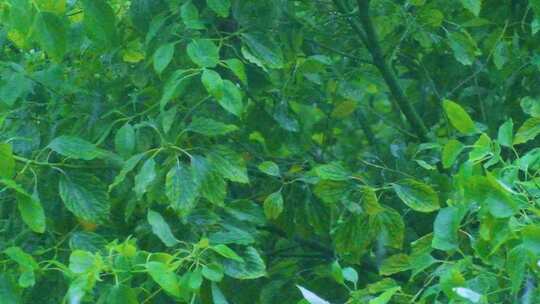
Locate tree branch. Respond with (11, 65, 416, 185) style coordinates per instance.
(332, 0, 429, 141)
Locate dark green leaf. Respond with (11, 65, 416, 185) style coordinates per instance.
(147, 210, 179, 247)
(392, 179, 440, 213)
(59, 173, 110, 223)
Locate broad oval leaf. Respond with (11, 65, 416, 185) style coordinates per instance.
(49, 136, 104, 160)
(392, 179, 440, 213)
(166, 163, 198, 216)
(147, 210, 179, 247)
(187, 39, 220, 68)
(443, 99, 477, 134)
(153, 43, 175, 74)
(81, 0, 118, 49)
(442, 139, 464, 168)
(207, 0, 231, 17)
(263, 191, 283, 219)
(513, 117, 540, 145)
(59, 173, 110, 223)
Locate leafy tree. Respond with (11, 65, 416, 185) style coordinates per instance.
(0, 0, 539, 303)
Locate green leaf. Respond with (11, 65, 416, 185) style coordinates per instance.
(160, 69, 196, 110)
(109, 153, 146, 191)
(69, 250, 99, 274)
(134, 158, 156, 199)
(331, 260, 344, 284)
(17, 192, 46, 234)
(81, 0, 118, 49)
(222, 246, 266, 279)
(114, 123, 135, 158)
(224, 59, 247, 85)
(4, 247, 38, 271)
(217, 80, 244, 117)
(59, 173, 110, 223)
(507, 245, 527, 295)
(497, 119, 513, 147)
(188, 117, 238, 136)
(442, 139, 464, 169)
(33, 12, 66, 60)
(460, 0, 482, 16)
(522, 225, 540, 255)
(181, 1, 205, 30)
(106, 285, 138, 304)
(147, 210, 179, 247)
(443, 99, 477, 134)
(146, 261, 181, 297)
(342, 267, 358, 284)
(211, 283, 230, 304)
(187, 39, 220, 68)
(371, 207, 405, 249)
(0, 273, 22, 304)
(192, 156, 226, 206)
(208, 146, 249, 184)
(207, 0, 231, 17)
(49, 136, 104, 160)
(297, 285, 330, 304)
(333, 214, 371, 255)
(202, 263, 224, 282)
(0, 143, 15, 179)
(362, 187, 384, 215)
(379, 254, 411, 275)
(392, 179, 440, 213)
(513, 117, 540, 145)
(211, 244, 244, 262)
(432, 207, 465, 251)
(447, 31, 480, 66)
(153, 43, 175, 74)
(165, 163, 198, 216)
(468, 133, 492, 162)
(520, 96, 540, 117)
(241, 34, 284, 69)
(201, 69, 224, 99)
(369, 287, 401, 304)
(314, 162, 350, 181)
(263, 191, 283, 219)
(257, 161, 280, 177)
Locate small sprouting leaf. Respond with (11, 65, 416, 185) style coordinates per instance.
(134, 158, 157, 199)
(263, 191, 283, 219)
(497, 119, 513, 147)
(146, 261, 181, 297)
(147, 210, 179, 247)
(460, 0, 482, 16)
(443, 99, 477, 134)
(211, 244, 244, 262)
(331, 260, 344, 284)
(258, 161, 280, 177)
(442, 139, 464, 168)
(392, 179, 440, 213)
(296, 285, 330, 304)
(207, 0, 231, 17)
(114, 123, 135, 158)
(513, 117, 540, 145)
(187, 39, 220, 68)
(59, 173, 110, 223)
(201, 69, 224, 99)
(49, 136, 104, 160)
(0, 143, 15, 179)
(188, 117, 238, 136)
(153, 43, 175, 74)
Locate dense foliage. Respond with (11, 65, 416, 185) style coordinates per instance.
(1, 0, 540, 303)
